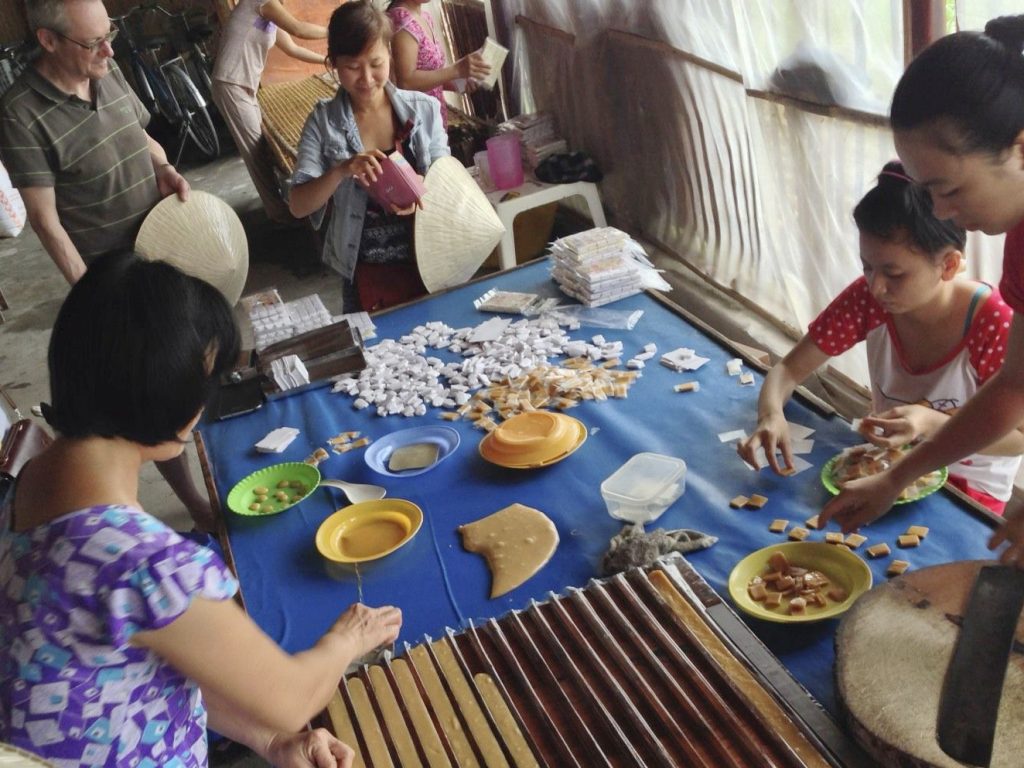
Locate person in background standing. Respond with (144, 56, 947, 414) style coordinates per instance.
(212, 0, 332, 223)
(289, 1, 449, 312)
(386, 0, 489, 128)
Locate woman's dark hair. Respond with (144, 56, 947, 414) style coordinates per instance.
(45, 252, 240, 445)
(327, 1, 392, 61)
(853, 161, 967, 257)
(890, 15, 1024, 155)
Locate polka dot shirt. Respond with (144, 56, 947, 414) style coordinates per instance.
(808, 276, 1010, 384)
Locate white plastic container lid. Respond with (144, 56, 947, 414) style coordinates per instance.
(601, 452, 687, 523)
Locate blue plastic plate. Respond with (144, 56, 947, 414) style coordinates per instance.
(364, 426, 461, 477)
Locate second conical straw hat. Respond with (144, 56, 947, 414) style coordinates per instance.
(135, 190, 249, 306)
(415, 156, 505, 293)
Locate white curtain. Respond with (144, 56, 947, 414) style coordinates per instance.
(496, 0, 1013, 387)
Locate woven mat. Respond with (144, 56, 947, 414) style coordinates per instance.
(258, 74, 337, 176)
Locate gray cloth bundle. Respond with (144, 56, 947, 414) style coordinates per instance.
(602, 524, 718, 575)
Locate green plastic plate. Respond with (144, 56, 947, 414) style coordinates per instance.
(226, 461, 321, 516)
(820, 451, 947, 505)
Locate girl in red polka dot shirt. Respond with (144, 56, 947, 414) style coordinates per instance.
(739, 161, 1023, 514)
(822, 15, 1024, 567)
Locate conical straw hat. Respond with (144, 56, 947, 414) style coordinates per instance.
(135, 190, 249, 306)
(415, 156, 505, 293)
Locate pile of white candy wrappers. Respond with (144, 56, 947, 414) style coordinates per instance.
(331, 317, 640, 418)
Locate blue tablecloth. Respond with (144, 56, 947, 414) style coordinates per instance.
(198, 260, 998, 717)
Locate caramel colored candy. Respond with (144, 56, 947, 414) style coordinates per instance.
(887, 560, 910, 577)
(866, 543, 891, 559)
(746, 494, 769, 509)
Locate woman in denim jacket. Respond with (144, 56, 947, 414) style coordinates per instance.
(289, 0, 449, 312)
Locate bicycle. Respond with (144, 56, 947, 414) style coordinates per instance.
(158, 5, 217, 107)
(0, 40, 32, 100)
(111, 3, 219, 163)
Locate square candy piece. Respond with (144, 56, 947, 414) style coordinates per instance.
(887, 560, 911, 577)
(845, 533, 868, 549)
(898, 534, 921, 548)
(825, 532, 845, 545)
(866, 543, 891, 559)
(906, 525, 929, 539)
(729, 495, 750, 509)
(769, 519, 789, 533)
(788, 527, 809, 541)
(388, 442, 441, 471)
(746, 494, 769, 509)
(805, 515, 821, 530)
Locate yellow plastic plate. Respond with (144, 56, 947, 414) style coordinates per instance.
(728, 542, 872, 624)
(479, 415, 587, 469)
(315, 499, 423, 564)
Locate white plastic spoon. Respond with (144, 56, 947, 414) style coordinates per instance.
(320, 478, 387, 504)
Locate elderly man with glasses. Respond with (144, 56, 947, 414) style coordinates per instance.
(0, 0, 188, 285)
(0, 1, 222, 530)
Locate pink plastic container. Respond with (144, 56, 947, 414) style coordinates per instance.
(486, 134, 524, 190)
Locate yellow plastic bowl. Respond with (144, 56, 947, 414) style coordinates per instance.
(728, 542, 872, 624)
(315, 499, 423, 564)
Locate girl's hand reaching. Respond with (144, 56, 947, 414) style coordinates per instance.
(737, 412, 793, 473)
(328, 603, 402, 659)
(988, 513, 1024, 569)
(818, 470, 902, 533)
(859, 404, 941, 449)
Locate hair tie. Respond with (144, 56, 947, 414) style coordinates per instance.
(879, 168, 915, 184)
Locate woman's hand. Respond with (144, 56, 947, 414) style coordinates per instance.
(328, 603, 402, 659)
(859, 404, 940, 449)
(389, 175, 425, 216)
(456, 51, 491, 82)
(343, 150, 388, 187)
(737, 412, 792, 473)
(265, 728, 354, 768)
(819, 470, 903, 533)
(988, 513, 1024, 569)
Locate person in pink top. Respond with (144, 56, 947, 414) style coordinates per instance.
(819, 15, 1024, 567)
(739, 161, 1023, 514)
(386, 0, 489, 128)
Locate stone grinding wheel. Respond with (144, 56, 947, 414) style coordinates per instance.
(835, 560, 1024, 767)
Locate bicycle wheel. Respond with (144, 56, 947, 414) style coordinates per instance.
(164, 63, 219, 159)
(130, 56, 159, 115)
(192, 51, 214, 104)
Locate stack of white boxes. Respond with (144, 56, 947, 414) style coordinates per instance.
(549, 227, 644, 307)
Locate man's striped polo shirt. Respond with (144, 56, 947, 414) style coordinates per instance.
(0, 61, 161, 260)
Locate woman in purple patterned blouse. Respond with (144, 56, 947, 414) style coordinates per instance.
(0, 253, 401, 767)
(386, 0, 490, 128)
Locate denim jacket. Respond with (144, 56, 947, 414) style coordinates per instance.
(289, 83, 450, 280)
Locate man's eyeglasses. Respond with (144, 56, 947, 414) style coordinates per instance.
(51, 26, 118, 52)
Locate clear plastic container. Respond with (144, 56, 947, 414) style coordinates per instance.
(601, 452, 687, 524)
